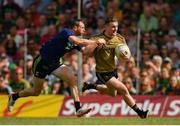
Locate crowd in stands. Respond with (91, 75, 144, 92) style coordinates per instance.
(0, 0, 179, 96)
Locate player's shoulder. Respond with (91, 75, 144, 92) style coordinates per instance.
(61, 28, 72, 33)
(116, 33, 125, 40)
(59, 28, 73, 34)
(59, 28, 73, 36)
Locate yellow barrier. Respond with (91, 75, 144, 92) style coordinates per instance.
(0, 95, 64, 117)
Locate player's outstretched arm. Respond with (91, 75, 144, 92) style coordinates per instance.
(68, 35, 105, 46)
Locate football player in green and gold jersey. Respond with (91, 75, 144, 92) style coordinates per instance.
(83, 17, 149, 119)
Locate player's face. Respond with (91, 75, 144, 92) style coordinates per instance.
(76, 21, 86, 35)
(106, 21, 118, 36)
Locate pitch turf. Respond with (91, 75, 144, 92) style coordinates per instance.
(0, 117, 180, 125)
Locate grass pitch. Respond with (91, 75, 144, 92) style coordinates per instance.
(0, 117, 180, 125)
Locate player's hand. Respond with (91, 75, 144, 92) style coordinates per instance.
(96, 38, 106, 45)
(120, 50, 131, 60)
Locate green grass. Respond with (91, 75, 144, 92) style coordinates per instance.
(0, 117, 180, 125)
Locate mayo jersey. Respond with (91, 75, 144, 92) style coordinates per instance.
(40, 28, 82, 64)
(93, 33, 126, 72)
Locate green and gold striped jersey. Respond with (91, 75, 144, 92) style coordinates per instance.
(93, 33, 126, 72)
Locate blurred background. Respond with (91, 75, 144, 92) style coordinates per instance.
(0, 0, 180, 121)
(0, 0, 179, 96)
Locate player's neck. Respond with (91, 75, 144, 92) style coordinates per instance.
(103, 31, 113, 38)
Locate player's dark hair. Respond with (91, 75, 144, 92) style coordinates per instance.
(105, 17, 118, 24)
(70, 19, 84, 28)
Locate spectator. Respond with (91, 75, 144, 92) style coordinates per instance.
(166, 29, 180, 52)
(56, 0, 69, 13)
(170, 67, 180, 84)
(0, 53, 10, 69)
(1, 0, 22, 18)
(84, 7, 97, 29)
(151, 0, 167, 18)
(4, 34, 17, 59)
(162, 57, 172, 72)
(160, 45, 169, 59)
(27, 39, 40, 57)
(16, 17, 26, 36)
(41, 79, 51, 95)
(0, 73, 13, 94)
(166, 76, 180, 95)
(129, 66, 140, 89)
(123, 77, 137, 95)
(29, 3, 41, 27)
(37, 14, 48, 37)
(94, 16, 105, 34)
(1, 65, 11, 85)
(51, 80, 65, 95)
(56, 13, 67, 32)
(28, 23, 40, 44)
(26, 54, 33, 85)
(140, 68, 155, 88)
(105, 1, 114, 19)
(156, 67, 170, 95)
(9, 66, 31, 92)
(171, 1, 180, 30)
(138, 6, 159, 33)
(24, 9, 34, 27)
(45, 4, 57, 25)
(139, 77, 154, 95)
(169, 48, 180, 67)
(9, 24, 23, 48)
(40, 24, 57, 45)
(113, 0, 123, 21)
(87, 0, 105, 18)
(126, 30, 137, 56)
(125, 57, 136, 74)
(144, 55, 163, 78)
(163, 4, 172, 22)
(140, 49, 151, 68)
(157, 16, 170, 36)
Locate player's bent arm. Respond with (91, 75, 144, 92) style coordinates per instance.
(68, 35, 98, 46)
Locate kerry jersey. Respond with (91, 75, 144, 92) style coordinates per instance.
(40, 28, 82, 63)
(93, 33, 126, 72)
